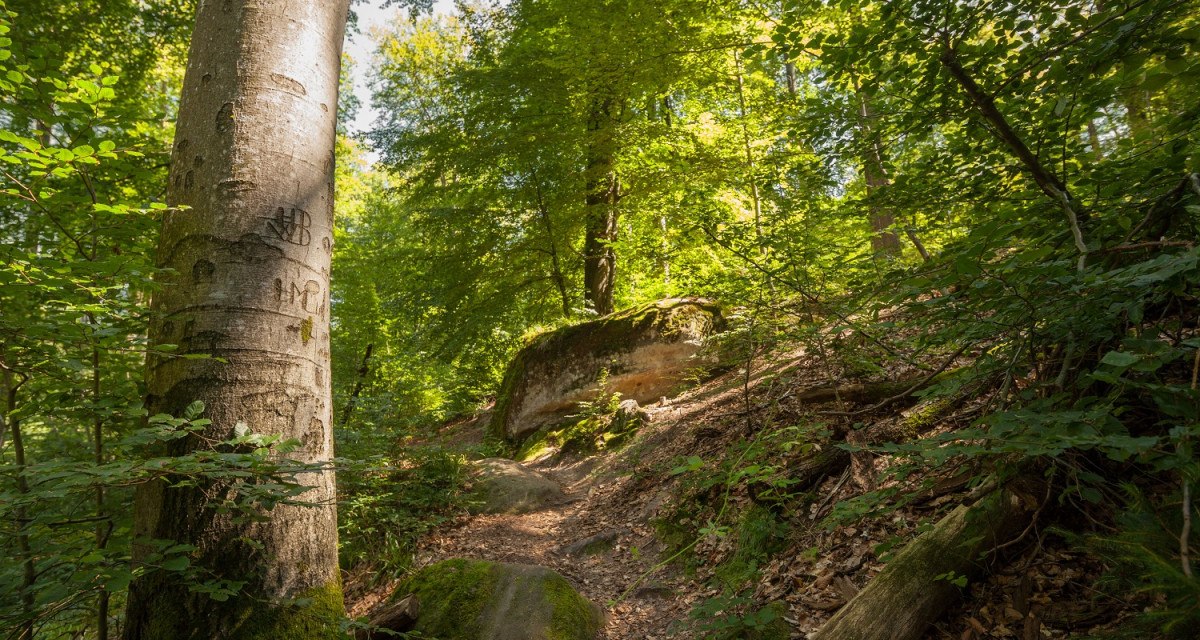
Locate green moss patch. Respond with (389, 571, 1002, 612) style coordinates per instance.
(235, 579, 345, 640)
(398, 558, 603, 640)
(402, 558, 497, 639)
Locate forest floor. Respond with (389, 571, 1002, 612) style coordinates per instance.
(345, 344, 1142, 639)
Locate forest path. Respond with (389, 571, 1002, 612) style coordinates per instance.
(410, 446, 701, 639)
(345, 352, 820, 638)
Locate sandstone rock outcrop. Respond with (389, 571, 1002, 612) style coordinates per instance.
(489, 298, 723, 442)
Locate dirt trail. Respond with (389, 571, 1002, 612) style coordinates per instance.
(346, 354, 815, 638)
(414, 451, 697, 639)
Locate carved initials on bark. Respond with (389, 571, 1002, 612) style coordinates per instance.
(264, 206, 312, 245)
(275, 278, 325, 316)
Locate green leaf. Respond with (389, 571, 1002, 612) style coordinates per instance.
(1100, 352, 1139, 368)
(161, 556, 191, 571)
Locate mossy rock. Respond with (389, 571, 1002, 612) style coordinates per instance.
(490, 298, 724, 443)
(400, 558, 604, 640)
(468, 458, 567, 515)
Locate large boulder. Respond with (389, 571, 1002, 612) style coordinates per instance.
(469, 458, 566, 515)
(489, 298, 723, 442)
(398, 559, 604, 640)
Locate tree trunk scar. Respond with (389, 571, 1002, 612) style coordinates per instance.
(215, 102, 234, 132)
(268, 72, 307, 96)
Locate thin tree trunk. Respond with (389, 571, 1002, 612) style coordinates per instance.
(340, 343, 373, 427)
(532, 178, 571, 318)
(660, 215, 670, 285)
(583, 97, 618, 317)
(124, 1, 349, 637)
(734, 50, 764, 246)
(3, 367, 34, 640)
(92, 344, 110, 640)
(940, 47, 1088, 269)
(904, 228, 931, 262)
(1122, 85, 1150, 139)
(1086, 119, 1104, 161)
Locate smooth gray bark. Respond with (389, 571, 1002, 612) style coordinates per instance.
(123, 1, 349, 637)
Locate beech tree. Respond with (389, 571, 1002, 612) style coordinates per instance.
(122, 0, 350, 637)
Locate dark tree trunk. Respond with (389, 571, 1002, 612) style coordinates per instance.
(340, 343, 374, 427)
(123, 1, 349, 637)
(583, 98, 618, 317)
(532, 176, 571, 318)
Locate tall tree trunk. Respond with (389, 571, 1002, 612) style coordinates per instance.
(855, 84, 901, 257)
(123, 1, 349, 638)
(583, 98, 618, 317)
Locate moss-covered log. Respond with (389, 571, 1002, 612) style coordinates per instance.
(793, 377, 925, 405)
(813, 485, 1039, 640)
(787, 446, 851, 492)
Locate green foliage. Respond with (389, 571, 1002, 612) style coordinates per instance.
(2, 0, 1198, 632)
(0, 1, 199, 634)
(684, 595, 791, 640)
(1082, 488, 1200, 638)
(336, 447, 469, 576)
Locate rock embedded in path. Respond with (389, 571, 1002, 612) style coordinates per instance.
(489, 298, 724, 443)
(399, 558, 604, 640)
(558, 527, 626, 557)
(469, 458, 567, 515)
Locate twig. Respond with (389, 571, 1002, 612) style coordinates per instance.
(1183, 480, 1193, 579)
(810, 468, 852, 520)
(1095, 240, 1195, 255)
(993, 481, 1052, 554)
(1182, 347, 1199, 578)
(699, 225, 923, 368)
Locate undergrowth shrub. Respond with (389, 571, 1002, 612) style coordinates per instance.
(337, 447, 468, 576)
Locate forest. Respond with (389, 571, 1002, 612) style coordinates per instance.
(1, 0, 1198, 638)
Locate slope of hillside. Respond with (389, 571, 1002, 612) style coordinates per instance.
(345, 334, 1145, 639)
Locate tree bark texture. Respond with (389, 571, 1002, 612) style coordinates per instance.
(855, 87, 901, 257)
(583, 97, 618, 317)
(124, 1, 349, 638)
(813, 485, 1039, 640)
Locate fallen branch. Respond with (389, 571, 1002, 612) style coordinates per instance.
(1094, 240, 1195, 255)
(819, 344, 970, 417)
(813, 483, 1040, 640)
